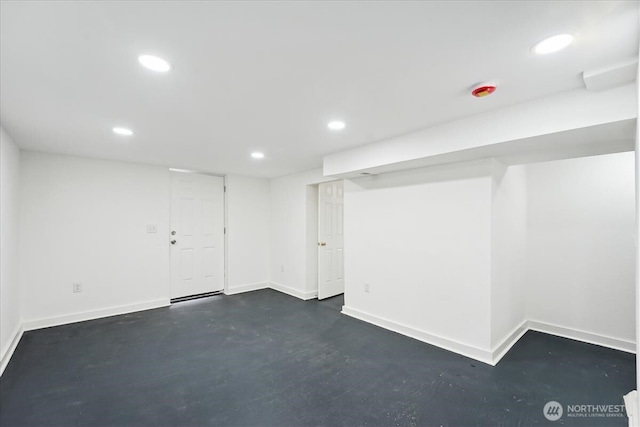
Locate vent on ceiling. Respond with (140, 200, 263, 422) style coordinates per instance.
(583, 58, 638, 92)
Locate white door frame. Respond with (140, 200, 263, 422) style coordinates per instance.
(634, 44, 639, 418)
(222, 175, 229, 294)
(305, 184, 320, 298)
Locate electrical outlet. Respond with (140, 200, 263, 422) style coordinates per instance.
(146, 224, 157, 233)
(73, 283, 82, 293)
(364, 282, 370, 293)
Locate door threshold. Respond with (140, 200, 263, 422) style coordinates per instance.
(170, 291, 223, 304)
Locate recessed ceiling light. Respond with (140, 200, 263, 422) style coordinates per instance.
(328, 121, 346, 130)
(138, 54, 171, 72)
(532, 34, 573, 55)
(251, 152, 265, 159)
(113, 127, 133, 136)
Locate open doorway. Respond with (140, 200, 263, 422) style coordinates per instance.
(305, 179, 346, 302)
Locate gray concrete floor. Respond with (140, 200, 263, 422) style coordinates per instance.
(0, 289, 635, 426)
(318, 293, 344, 311)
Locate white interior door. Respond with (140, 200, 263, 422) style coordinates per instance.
(318, 180, 345, 299)
(170, 172, 224, 299)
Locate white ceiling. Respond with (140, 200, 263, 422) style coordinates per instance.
(1, 1, 638, 178)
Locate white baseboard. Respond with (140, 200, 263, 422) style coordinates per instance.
(224, 282, 269, 296)
(340, 307, 637, 366)
(491, 321, 529, 364)
(22, 299, 170, 332)
(269, 282, 318, 301)
(342, 305, 495, 365)
(0, 325, 24, 377)
(5, 296, 637, 377)
(527, 320, 636, 354)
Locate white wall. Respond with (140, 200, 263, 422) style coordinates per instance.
(490, 161, 527, 348)
(270, 168, 333, 299)
(341, 153, 635, 364)
(0, 127, 21, 365)
(19, 152, 172, 325)
(17, 152, 272, 327)
(8, 147, 635, 369)
(525, 152, 636, 345)
(343, 160, 494, 355)
(225, 174, 270, 292)
(636, 40, 640, 411)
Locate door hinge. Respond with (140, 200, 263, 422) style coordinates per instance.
(224, 186, 226, 192)
(224, 227, 227, 234)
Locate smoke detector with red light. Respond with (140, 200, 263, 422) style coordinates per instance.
(471, 83, 497, 98)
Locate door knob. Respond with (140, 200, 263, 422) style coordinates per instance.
(171, 240, 177, 245)
(318, 242, 327, 246)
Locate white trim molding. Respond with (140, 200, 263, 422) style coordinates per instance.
(269, 282, 318, 301)
(22, 299, 170, 332)
(490, 322, 529, 365)
(224, 282, 269, 296)
(527, 320, 636, 354)
(3, 296, 636, 377)
(0, 325, 24, 377)
(342, 305, 496, 365)
(341, 307, 636, 366)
